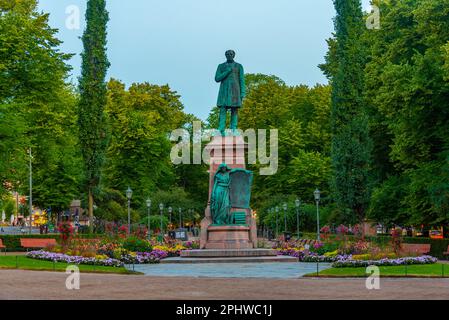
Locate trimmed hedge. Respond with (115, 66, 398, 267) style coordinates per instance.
(365, 236, 449, 259)
(0, 234, 102, 252)
(400, 237, 449, 260)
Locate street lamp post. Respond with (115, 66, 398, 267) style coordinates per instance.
(126, 187, 132, 234)
(29, 148, 33, 234)
(282, 203, 287, 232)
(295, 198, 301, 239)
(168, 206, 172, 230)
(159, 203, 164, 236)
(275, 206, 279, 237)
(179, 207, 182, 229)
(314, 189, 321, 241)
(146, 198, 151, 239)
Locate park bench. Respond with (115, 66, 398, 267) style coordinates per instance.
(0, 239, 5, 254)
(400, 243, 431, 256)
(442, 245, 449, 260)
(20, 238, 57, 251)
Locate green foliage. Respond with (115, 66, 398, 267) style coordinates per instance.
(77, 0, 110, 229)
(104, 80, 184, 204)
(368, 175, 408, 226)
(0, 196, 15, 217)
(102, 80, 204, 223)
(231, 74, 332, 211)
(94, 188, 127, 221)
(0, 0, 79, 208)
(328, 0, 372, 223)
(140, 215, 169, 231)
(122, 236, 152, 252)
(363, 0, 449, 226)
(29, 87, 83, 211)
(146, 188, 202, 224)
(314, 242, 340, 256)
(262, 201, 333, 234)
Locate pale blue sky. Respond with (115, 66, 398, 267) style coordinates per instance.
(38, 0, 371, 120)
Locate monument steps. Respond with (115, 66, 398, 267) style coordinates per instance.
(161, 255, 298, 264)
(181, 249, 277, 258)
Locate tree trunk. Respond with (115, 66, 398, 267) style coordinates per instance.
(88, 189, 94, 234)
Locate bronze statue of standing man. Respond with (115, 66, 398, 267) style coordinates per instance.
(215, 50, 246, 135)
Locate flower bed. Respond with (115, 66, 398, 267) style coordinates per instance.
(331, 255, 437, 268)
(26, 250, 124, 267)
(152, 244, 186, 257)
(27, 248, 170, 265)
(277, 248, 350, 262)
(27, 233, 200, 266)
(119, 250, 168, 264)
(302, 253, 352, 263)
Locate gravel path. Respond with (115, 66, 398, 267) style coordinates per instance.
(1, 269, 449, 300)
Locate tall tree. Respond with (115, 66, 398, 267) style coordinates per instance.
(329, 0, 371, 224)
(0, 0, 75, 206)
(77, 0, 110, 232)
(365, 0, 449, 227)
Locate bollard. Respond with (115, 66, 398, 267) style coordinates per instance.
(316, 261, 319, 276)
(405, 264, 407, 276)
(443, 264, 445, 278)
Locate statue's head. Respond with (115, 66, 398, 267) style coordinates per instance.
(225, 50, 235, 62)
(218, 163, 231, 173)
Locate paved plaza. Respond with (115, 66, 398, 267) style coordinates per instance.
(1, 269, 449, 300)
(130, 262, 331, 278)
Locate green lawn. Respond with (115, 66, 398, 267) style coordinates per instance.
(306, 263, 449, 278)
(0, 256, 138, 274)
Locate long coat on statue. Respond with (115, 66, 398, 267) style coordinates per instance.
(215, 62, 246, 108)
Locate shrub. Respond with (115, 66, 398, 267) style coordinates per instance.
(349, 240, 371, 254)
(57, 222, 74, 245)
(351, 254, 370, 261)
(122, 236, 152, 253)
(97, 242, 121, 258)
(323, 250, 339, 257)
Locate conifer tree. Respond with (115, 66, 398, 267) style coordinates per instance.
(77, 0, 110, 232)
(330, 0, 371, 224)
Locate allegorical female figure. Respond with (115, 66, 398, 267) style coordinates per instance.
(210, 163, 232, 225)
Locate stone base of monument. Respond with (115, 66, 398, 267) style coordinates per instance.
(181, 248, 277, 257)
(200, 206, 258, 250)
(203, 225, 253, 249)
(187, 134, 294, 263)
(167, 248, 297, 263)
(171, 248, 298, 263)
